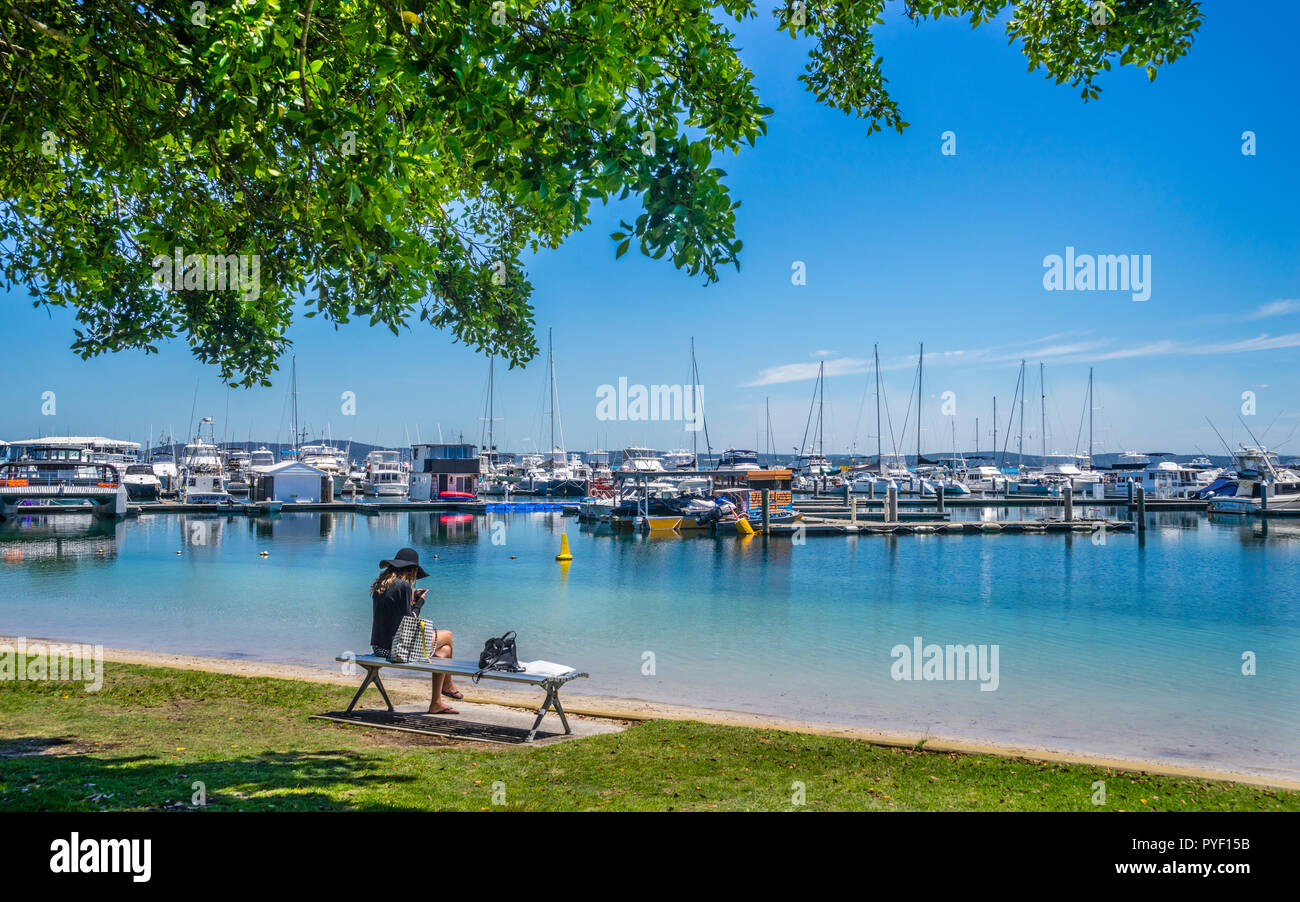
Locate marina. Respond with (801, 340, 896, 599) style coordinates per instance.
(2, 505, 1296, 783)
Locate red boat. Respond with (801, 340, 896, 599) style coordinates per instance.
(439, 491, 475, 501)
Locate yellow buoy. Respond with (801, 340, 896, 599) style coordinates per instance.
(555, 533, 573, 561)
(735, 518, 754, 536)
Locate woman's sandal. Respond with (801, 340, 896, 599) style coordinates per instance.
(428, 705, 459, 715)
(442, 688, 464, 700)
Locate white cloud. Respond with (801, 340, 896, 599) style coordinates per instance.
(1247, 299, 1300, 320)
(1190, 332, 1300, 354)
(810, 349, 839, 358)
(744, 357, 870, 386)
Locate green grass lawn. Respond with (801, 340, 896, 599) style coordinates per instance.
(0, 662, 1295, 812)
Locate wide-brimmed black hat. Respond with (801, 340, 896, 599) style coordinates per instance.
(379, 547, 430, 579)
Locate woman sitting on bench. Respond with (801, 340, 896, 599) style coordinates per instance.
(370, 547, 461, 715)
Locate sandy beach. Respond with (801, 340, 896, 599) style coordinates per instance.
(5, 634, 1296, 791)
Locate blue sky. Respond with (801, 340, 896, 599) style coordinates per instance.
(4, 2, 1297, 458)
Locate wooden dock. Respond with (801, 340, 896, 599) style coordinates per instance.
(771, 515, 1135, 536)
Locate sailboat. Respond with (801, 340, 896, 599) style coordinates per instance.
(477, 357, 512, 496)
(525, 329, 590, 496)
(791, 361, 835, 490)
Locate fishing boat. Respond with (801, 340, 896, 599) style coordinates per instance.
(180, 419, 234, 504)
(1204, 446, 1300, 514)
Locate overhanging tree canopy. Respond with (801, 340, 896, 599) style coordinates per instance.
(0, 1, 1202, 385)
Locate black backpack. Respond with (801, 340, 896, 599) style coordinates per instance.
(475, 631, 525, 681)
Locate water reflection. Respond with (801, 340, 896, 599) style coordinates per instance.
(0, 514, 124, 568)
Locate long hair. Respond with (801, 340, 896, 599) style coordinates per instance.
(371, 565, 419, 596)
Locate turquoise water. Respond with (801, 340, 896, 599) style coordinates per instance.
(1, 508, 1297, 780)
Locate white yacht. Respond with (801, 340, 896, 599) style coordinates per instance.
(959, 465, 1009, 493)
(662, 448, 696, 470)
(224, 449, 252, 494)
(1205, 446, 1300, 513)
(716, 449, 761, 471)
(363, 450, 409, 496)
(618, 447, 666, 473)
(298, 441, 350, 492)
(150, 445, 180, 494)
(1042, 453, 1104, 491)
(180, 419, 233, 504)
(122, 463, 163, 501)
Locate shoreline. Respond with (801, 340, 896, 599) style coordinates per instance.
(7, 634, 1298, 791)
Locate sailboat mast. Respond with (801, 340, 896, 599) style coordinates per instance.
(818, 360, 825, 459)
(691, 337, 698, 464)
(488, 356, 495, 455)
(291, 356, 299, 455)
(766, 397, 772, 459)
(992, 397, 997, 467)
(1040, 361, 1046, 464)
(1088, 367, 1094, 464)
(1018, 360, 1025, 471)
(874, 343, 882, 471)
(548, 328, 555, 466)
(916, 343, 923, 467)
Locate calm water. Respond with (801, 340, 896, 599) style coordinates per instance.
(2, 508, 1297, 780)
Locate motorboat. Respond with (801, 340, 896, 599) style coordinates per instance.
(363, 450, 409, 496)
(121, 463, 162, 502)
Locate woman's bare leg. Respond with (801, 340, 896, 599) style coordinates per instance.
(428, 671, 455, 714)
(426, 630, 458, 712)
(435, 630, 458, 695)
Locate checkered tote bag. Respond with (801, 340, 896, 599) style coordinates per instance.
(390, 615, 436, 664)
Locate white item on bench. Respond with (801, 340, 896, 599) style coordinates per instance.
(520, 660, 577, 678)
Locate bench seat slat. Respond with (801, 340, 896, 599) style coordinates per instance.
(337, 654, 586, 685)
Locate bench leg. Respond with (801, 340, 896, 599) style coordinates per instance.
(524, 682, 572, 741)
(345, 665, 395, 714)
(551, 688, 572, 735)
(525, 685, 558, 742)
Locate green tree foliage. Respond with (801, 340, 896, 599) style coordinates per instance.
(0, 1, 1201, 385)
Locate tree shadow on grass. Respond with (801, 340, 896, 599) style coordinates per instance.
(0, 735, 428, 811)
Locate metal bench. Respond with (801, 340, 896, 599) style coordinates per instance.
(335, 653, 588, 742)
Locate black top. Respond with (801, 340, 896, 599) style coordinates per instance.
(370, 578, 425, 649)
